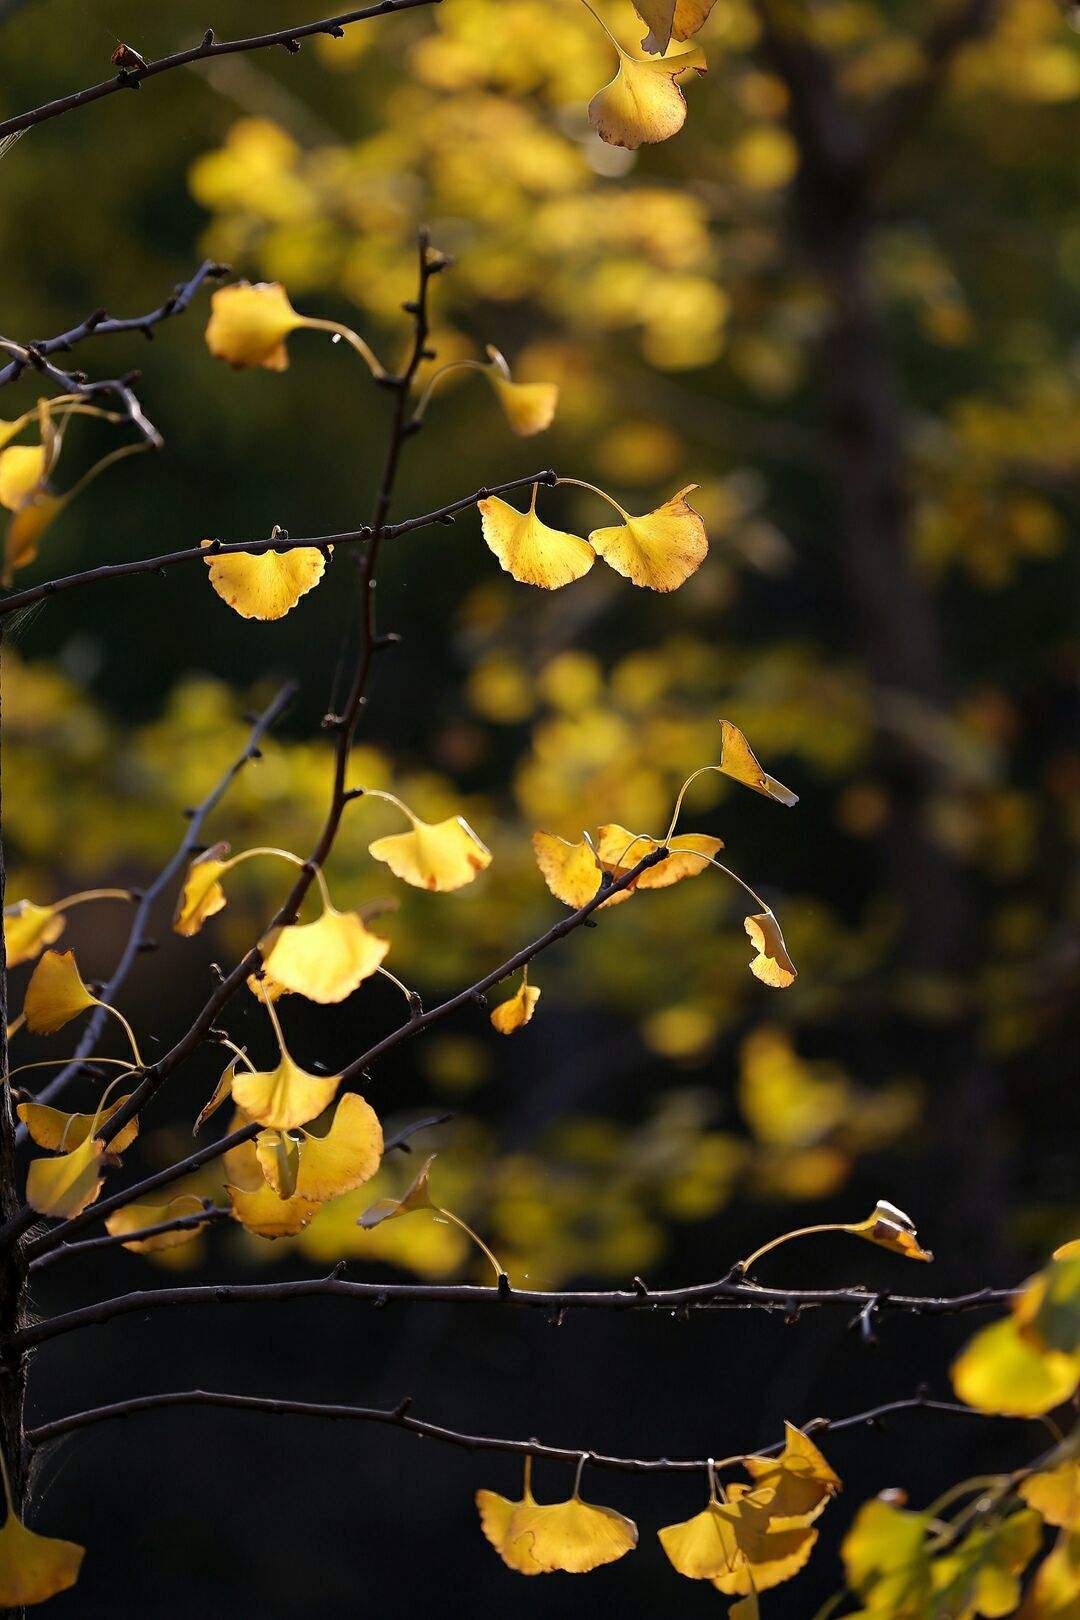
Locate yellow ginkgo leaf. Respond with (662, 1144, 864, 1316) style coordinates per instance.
(842, 1497, 932, 1614)
(483, 349, 560, 436)
(952, 1316, 1079, 1417)
(0, 1510, 84, 1607)
(589, 45, 708, 151)
(104, 1198, 209, 1253)
(204, 542, 326, 620)
(588, 485, 708, 591)
(490, 977, 541, 1035)
(25, 1134, 116, 1219)
(661, 1489, 817, 1594)
(193, 1057, 239, 1134)
(173, 843, 231, 936)
(205, 280, 305, 370)
(479, 487, 593, 590)
(596, 825, 723, 889)
(1018, 1461, 1080, 1529)
(358, 1153, 437, 1229)
(717, 721, 799, 806)
(369, 814, 492, 892)
(259, 1093, 384, 1203)
(231, 1049, 341, 1132)
(0, 442, 47, 511)
(4, 900, 65, 966)
(256, 1129, 301, 1200)
(477, 1463, 545, 1575)
(633, 0, 718, 51)
(845, 1200, 933, 1262)
(509, 1493, 638, 1574)
(1018, 1529, 1080, 1616)
(744, 912, 797, 989)
(532, 831, 631, 910)
(17, 1096, 139, 1155)
(743, 1423, 841, 1526)
(3, 492, 64, 583)
(1053, 1238, 1080, 1262)
(23, 948, 97, 1034)
(226, 1176, 321, 1238)
(259, 905, 389, 1004)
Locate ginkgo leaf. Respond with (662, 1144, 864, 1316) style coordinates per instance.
(104, 1198, 210, 1253)
(0, 1511, 84, 1607)
(717, 721, 798, 806)
(193, 1057, 239, 1134)
(846, 1199, 933, 1262)
(476, 1471, 545, 1576)
(743, 1423, 841, 1526)
(633, 0, 718, 52)
(226, 1176, 321, 1238)
(1015, 1254, 1080, 1359)
(744, 912, 797, 989)
(173, 843, 231, 936)
(532, 831, 631, 910)
(952, 1316, 1079, 1417)
(596, 825, 723, 889)
(932, 1510, 1042, 1618)
(205, 281, 305, 370)
(588, 485, 708, 590)
(658, 1491, 816, 1592)
(479, 488, 595, 590)
(369, 814, 492, 892)
(588, 46, 708, 151)
(3, 492, 64, 583)
(17, 1096, 139, 1155)
(23, 949, 97, 1033)
(204, 542, 326, 620)
(26, 1134, 117, 1219)
(259, 1093, 384, 1202)
(1018, 1528, 1080, 1616)
(842, 1497, 933, 1614)
(1018, 1460, 1080, 1529)
(4, 900, 65, 966)
(231, 1050, 341, 1132)
(1053, 1238, 1080, 1262)
(509, 1494, 638, 1573)
(259, 905, 389, 1003)
(358, 1153, 437, 1229)
(490, 978, 541, 1034)
(256, 1129, 301, 1200)
(0, 442, 47, 511)
(483, 346, 559, 436)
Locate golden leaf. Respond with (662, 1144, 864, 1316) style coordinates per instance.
(204, 542, 326, 620)
(845, 1199, 933, 1262)
(476, 1472, 545, 1575)
(23, 948, 97, 1034)
(509, 1493, 638, 1573)
(173, 843, 231, 937)
(1018, 1461, 1080, 1530)
(0, 1511, 84, 1607)
(744, 912, 797, 989)
(26, 1134, 116, 1219)
(743, 1423, 841, 1527)
(588, 485, 708, 590)
(193, 1057, 239, 1134)
(259, 1093, 384, 1203)
(0, 443, 47, 511)
(633, 0, 719, 52)
(205, 280, 302, 370)
(659, 1489, 816, 1592)
(3, 900, 65, 966)
(479, 488, 594, 590)
(596, 825, 723, 889)
(104, 1198, 209, 1254)
(226, 1176, 321, 1237)
(952, 1316, 1079, 1417)
(260, 905, 389, 1004)
(717, 721, 798, 806)
(17, 1096, 139, 1155)
(532, 831, 630, 910)
(369, 814, 492, 892)
(231, 1049, 341, 1132)
(3, 492, 63, 583)
(358, 1153, 437, 1229)
(490, 978, 541, 1035)
(588, 46, 708, 151)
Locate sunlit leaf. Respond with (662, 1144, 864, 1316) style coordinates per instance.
(259, 1093, 384, 1202)
(532, 830, 631, 910)
(358, 1153, 436, 1229)
(193, 1057, 239, 1134)
(1018, 1529, 1080, 1616)
(3, 492, 63, 583)
(485, 349, 559, 436)
(226, 1175, 321, 1237)
(743, 1423, 841, 1527)
(104, 1198, 210, 1253)
(204, 542, 326, 620)
(0, 1510, 84, 1606)
(1016, 1256, 1080, 1358)
(717, 721, 799, 806)
(173, 843, 231, 937)
(479, 488, 594, 590)
(4, 900, 65, 966)
(845, 1199, 933, 1263)
(231, 1050, 341, 1132)
(633, 0, 719, 53)
(260, 905, 389, 1004)
(932, 1509, 1042, 1618)
(0, 443, 47, 511)
(17, 1096, 139, 1155)
(476, 1465, 545, 1576)
(26, 1134, 116, 1219)
(659, 1489, 816, 1593)
(205, 280, 304, 370)
(1019, 1461, 1080, 1530)
(842, 1496, 933, 1614)
(744, 912, 797, 989)
(369, 814, 492, 892)
(490, 977, 541, 1034)
(588, 45, 708, 151)
(596, 824, 723, 889)
(509, 1492, 638, 1573)
(23, 948, 97, 1034)
(952, 1316, 1079, 1417)
(588, 484, 708, 590)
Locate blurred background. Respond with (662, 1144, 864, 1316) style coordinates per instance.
(1, 0, 1077, 1613)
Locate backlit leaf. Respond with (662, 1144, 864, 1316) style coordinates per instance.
(204, 542, 326, 620)
(205, 280, 303, 370)
(260, 1093, 384, 1202)
(0, 1511, 84, 1606)
(231, 1050, 342, 1132)
(743, 1423, 841, 1526)
(4, 900, 65, 966)
(717, 721, 798, 806)
(588, 484, 708, 590)
(744, 912, 797, 989)
(596, 824, 723, 889)
(260, 905, 389, 1003)
(659, 1489, 816, 1593)
(509, 1493, 637, 1573)
(369, 814, 492, 892)
(589, 46, 708, 151)
(479, 488, 595, 590)
(842, 1496, 933, 1614)
(490, 977, 541, 1034)
(26, 1135, 115, 1219)
(104, 1198, 209, 1253)
(952, 1316, 1079, 1416)
(173, 843, 231, 937)
(1019, 1461, 1080, 1529)
(23, 949, 97, 1033)
(846, 1200, 933, 1263)
(532, 831, 630, 910)
(17, 1096, 139, 1155)
(358, 1153, 437, 1229)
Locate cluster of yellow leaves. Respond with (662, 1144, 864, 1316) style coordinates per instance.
(952, 1249, 1080, 1418)
(225, 1091, 384, 1238)
(479, 481, 708, 593)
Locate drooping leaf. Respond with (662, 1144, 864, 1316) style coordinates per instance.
(743, 1424, 842, 1527)
(205, 280, 304, 370)
(744, 912, 797, 989)
(259, 1093, 384, 1203)
(17, 1096, 139, 1155)
(369, 814, 492, 892)
(588, 484, 708, 590)
(509, 1493, 638, 1573)
(659, 1490, 816, 1593)
(952, 1315, 1079, 1417)
(204, 542, 326, 620)
(1019, 1461, 1080, 1530)
(490, 978, 541, 1035)
(632, 0, 719, 52)
(845, 1200, 933, 1263)
(532, 831, 630, 910)
(0, 1510, 84, 1606)
(588, 45, 708, 151)
(3, 900, 65, 966)
(479, 489, 595, 590)
(716, 721, 799, 806)
(173, 843, 231, 937)
(842, 1496, 933, 1615)
(26, 1135, 116, 1219)
(23, 949, 97, 1034)
(259, 905, 389, 1004)
(231, 1050, 342, 1132)
(104, 1198, 210, 1253)
(358, 1154, 437, 1229)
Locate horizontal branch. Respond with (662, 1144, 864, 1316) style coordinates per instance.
(0, 471, 558, 619)
(26, 1205, 231, 1273)
(17, 681, 297, 1134)
(25, 1388, 1020, 1473)
(11, 1265, 1015, 1352)
(0, 260, 228, 389)
(0, 0, 442, 141)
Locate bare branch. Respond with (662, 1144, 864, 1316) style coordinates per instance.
(0, 1, 443, 142)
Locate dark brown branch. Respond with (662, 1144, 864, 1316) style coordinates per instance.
(0, 1, 443, 142)
(0, 260, 228, 389)
(15, 681, 297, 1134)
(25, 1388, 1022, 1473)
(0, 471, 558, 620)
(10, 1267, 1016, 1352)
